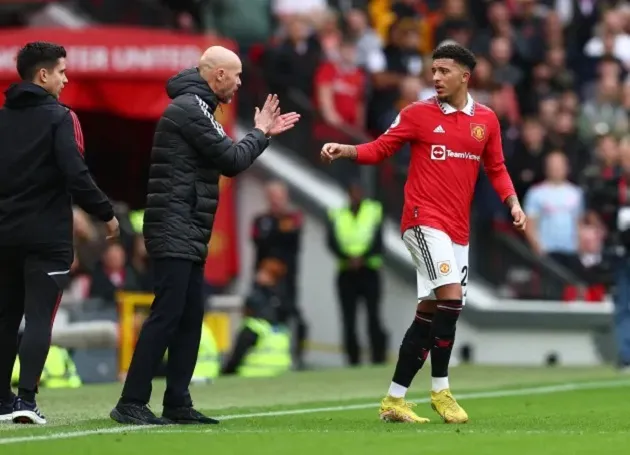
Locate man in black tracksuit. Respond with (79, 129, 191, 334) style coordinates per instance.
(110, 46, 300, 426)
(0, 42, 117, 425)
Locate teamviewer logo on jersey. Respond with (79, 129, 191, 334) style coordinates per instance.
(431, 145, 447, 160)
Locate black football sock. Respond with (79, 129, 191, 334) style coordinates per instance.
(430, 299, 463, 379)
(390, 309, 434, 392)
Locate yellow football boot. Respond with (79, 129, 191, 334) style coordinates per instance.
(430, 389, 468, 423)
(379, 396, 431, 423)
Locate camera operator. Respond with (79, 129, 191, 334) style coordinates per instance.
(585, 137, 630, 371)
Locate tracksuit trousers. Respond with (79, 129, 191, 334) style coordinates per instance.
(121, 258, 205, 408)
(0, 244, 71, 402)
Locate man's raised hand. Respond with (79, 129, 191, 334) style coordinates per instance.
(254, 94, 280, 135)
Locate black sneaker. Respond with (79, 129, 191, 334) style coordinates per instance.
(0, 394, 15, 422)
(110, 402, 168, 426)
(162, 406, 219, 425)
(12, 398, 46, 425)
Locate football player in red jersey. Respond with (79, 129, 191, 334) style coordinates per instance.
(321, 44, 526, 424)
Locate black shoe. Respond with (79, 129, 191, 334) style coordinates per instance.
(110, 402, 168, 426)
(0, 394, 15, 422)
(12, 398, 46, 425)
(162, 406, 219, 425)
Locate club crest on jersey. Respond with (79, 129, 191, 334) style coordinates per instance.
(438, 261, 451, 275)
(470, 123, 486, 142)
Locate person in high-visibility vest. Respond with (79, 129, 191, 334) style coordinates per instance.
(327, 182, 388, 366)
(222, 255, 292, 376)
(12, 345, 82, 389)
(251, 181, 308, 370)
(129, 210, 144, 235)
(191, 324, 221, 382)
(159, 323, 220, 383)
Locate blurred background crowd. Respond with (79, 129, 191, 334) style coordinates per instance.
(228, 0, 630, 303)
(29, 0, 629, 303)
(2, 0, 630, 376)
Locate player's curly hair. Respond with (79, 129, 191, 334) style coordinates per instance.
(432, 43, 477, 72)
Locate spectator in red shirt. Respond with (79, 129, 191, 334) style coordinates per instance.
(313, 38, 366, 141)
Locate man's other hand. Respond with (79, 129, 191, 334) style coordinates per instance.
(269, 112, 301, 136)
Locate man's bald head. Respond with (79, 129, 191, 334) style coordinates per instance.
(199, 46, 242, 104)
(200, 46, 241, 70)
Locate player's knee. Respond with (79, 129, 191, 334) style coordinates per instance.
(434, 283, 463, 300)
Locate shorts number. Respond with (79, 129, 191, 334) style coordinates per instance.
(461, 266, 468, 299)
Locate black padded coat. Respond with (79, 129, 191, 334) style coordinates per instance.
(143, 68, 269, 262)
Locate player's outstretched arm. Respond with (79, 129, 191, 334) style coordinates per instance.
(320, 108, 416, 165)
(320, 143, 357, 163)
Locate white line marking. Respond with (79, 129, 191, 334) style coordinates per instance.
(0, 379, 627, 445)
(121, 428, 627, 436)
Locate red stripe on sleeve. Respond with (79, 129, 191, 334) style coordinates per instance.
(69, 110, 85, 156)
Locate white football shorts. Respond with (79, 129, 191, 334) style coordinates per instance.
(402, 225, 469, 304)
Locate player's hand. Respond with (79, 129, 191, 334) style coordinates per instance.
(511, 204, 527, 231)
(321, 143, 354, 164)
(268, 112, 301, 136)
(254, 94, 280, 135)
(105, 216, 120, 240)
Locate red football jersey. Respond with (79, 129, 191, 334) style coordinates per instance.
(313, 62, 365, 125)
(355, 95, 516, 245)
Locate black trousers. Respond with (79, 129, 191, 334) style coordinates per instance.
(0, 244, 72, 401)
(336, 267, 387, 366)
(121, 258, 204, 408)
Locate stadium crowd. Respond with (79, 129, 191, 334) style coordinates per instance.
(0, 1, 624, 391)
(57, 0, 630, 312)
(208, 0, 628, 298)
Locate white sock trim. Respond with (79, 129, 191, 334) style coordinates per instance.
(387, 382, 408, 398)
(431, 377, 449, 392)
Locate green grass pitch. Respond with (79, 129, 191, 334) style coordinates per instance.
(1, 365, 629, 454)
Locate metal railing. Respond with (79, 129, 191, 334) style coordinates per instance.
(471, 220, 589, 300)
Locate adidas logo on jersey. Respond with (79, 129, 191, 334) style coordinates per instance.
(433, 125, 445, 133)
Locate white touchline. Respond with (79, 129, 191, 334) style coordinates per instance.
(0, 379, 627, 445)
